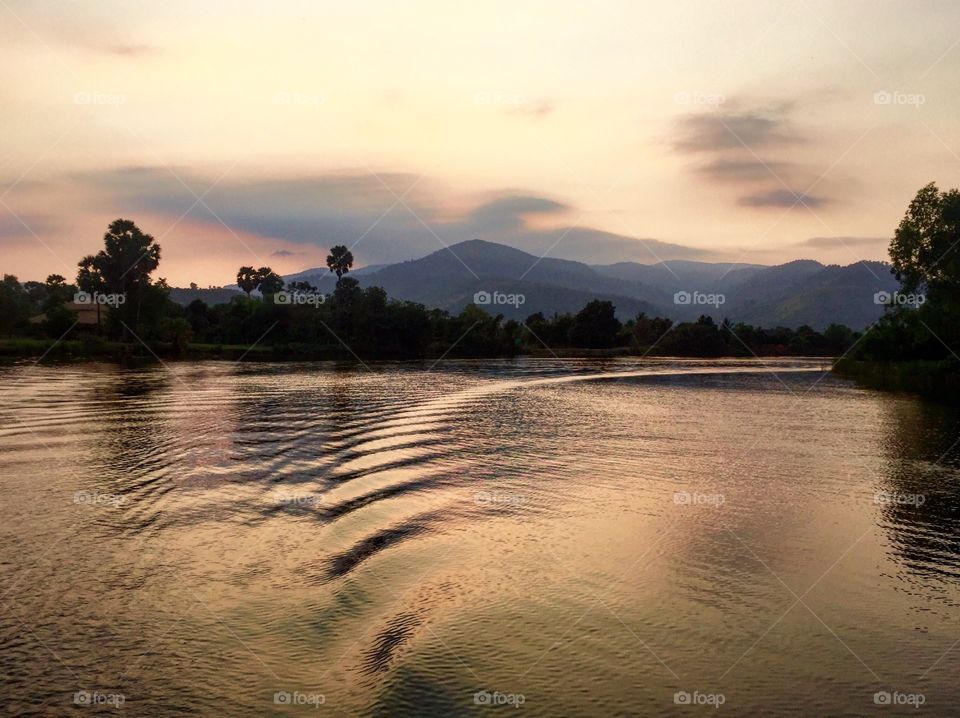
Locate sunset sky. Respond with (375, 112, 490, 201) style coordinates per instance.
(2, 0, 959, 285)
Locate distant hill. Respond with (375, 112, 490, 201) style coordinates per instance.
(724, 260, 896, 329)
(345, 239, 896, 329)
(281, 263, 386, 291)
(178, 239, 900, 329)
(353, 239, 665, 320)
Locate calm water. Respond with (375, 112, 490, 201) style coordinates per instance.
(1, 358, 959, 716)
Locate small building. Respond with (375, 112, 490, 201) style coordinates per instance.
(29, 301, 104, 326)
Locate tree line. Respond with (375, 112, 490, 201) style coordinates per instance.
(849, 182, 960, 363)
(1, 217, 872, 360)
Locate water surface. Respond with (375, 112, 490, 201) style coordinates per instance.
(1, 358, 958, 716)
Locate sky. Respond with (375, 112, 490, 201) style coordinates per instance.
(1, 0, 959, 286)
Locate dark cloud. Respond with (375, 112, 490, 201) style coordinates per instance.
(271, 249, 297, 257)
(673, 100, 845, 211)
(73, 166, 715, 265)
(464, 195, 569, 233)
(672, 112, 804, 154)
(738, 189, 830, 209)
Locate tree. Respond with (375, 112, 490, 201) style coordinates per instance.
(889, 182, 960, 296)
(288, 280, 317, 293)
(633, 312, 673, 347)
(326, 245, 354, 283)
(43, 274, 69, 309)
(76, 219, 162, 337)
(78, 219, 161, 294)
(257, 268, 284, 297)
(568, 300, 621, 348)
(236, 266, 259, 297)
(0, 275, 34, 336)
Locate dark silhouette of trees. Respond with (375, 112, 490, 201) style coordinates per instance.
(853, 183, 960, 364)
(1, 230, 865, 361)
(78, 219, 160, 296)
(75, 219, 163, 337)
(889, 182, 960, 296)
(257, 267, 284, 296)
(633, 313, 673, 347)
(326, 245, 354, 283)
(568, 300, 621, 348)
(288, 280, 317, 293)
(236, 266, 259, 297)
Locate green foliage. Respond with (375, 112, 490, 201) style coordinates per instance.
(889, 182, 960, 296)
(851, 182, 960, 364)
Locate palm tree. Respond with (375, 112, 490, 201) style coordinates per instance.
(257, 267, 284, 297)
(326, 245, 354, 284)
(77, 219, 161, 336)
(236, 266, 259, 297)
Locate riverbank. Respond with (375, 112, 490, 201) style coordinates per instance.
(833, 357, 960, 403)
(0, 337, 843, 363)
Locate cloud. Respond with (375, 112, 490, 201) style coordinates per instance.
(673, 99, 846, 211)
(797, 236, 887, 248)
(738, 189, 830, 209)
(672, 111, 803, 154)
(71, 166, 714, 266)
(464, 195, 570, 233)
(696, 158, 791, 182)
(271, 249, 297, 257)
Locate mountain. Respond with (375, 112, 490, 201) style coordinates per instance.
(591, 256, 897, 328)
(177, 239, 900, 330)
(353, 239, 665, 320)
(281, 263, 386, 290)
(593, 260, 766, 295)
(350, 240, 897, 329)
(724, 260, 896, 329)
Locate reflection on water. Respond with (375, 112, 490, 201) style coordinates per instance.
(0, 358, 958, 716)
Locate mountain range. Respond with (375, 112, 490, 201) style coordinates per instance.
(173, 239, 899, 330)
